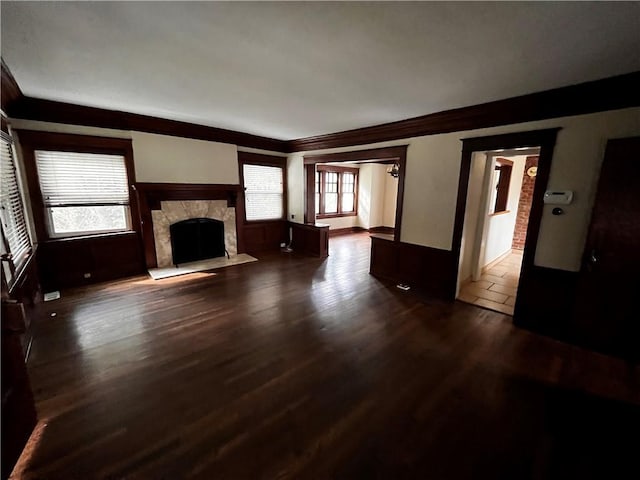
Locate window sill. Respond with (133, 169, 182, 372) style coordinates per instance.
(488, 210, 511, 217)
(316, 213, 358, 219)
(43, 230, 138, 244)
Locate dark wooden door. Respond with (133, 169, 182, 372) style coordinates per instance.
(572, 137, 640, 359)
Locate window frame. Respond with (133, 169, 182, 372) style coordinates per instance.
(17, 130, 140, 242)
(315, 165, 359, 219)
(0, 127, 33, 284)
(238, 152, 287, 223)
(490, 158, 513, 216)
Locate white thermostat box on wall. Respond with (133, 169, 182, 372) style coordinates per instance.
(543, 190, 573, 205)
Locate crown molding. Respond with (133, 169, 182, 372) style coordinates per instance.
(287, 71, 640, 152)
(4, 58, 639, 155)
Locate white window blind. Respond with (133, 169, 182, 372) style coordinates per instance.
(35, 151, 129, 206)
(35, 151, 131, 237)
(243, 164, 284, 221)
(0, 136, 32, 268)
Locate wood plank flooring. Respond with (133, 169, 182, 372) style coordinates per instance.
(13, 233, 640, 479)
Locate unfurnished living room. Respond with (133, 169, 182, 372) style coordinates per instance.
(1, 2, 639, 479)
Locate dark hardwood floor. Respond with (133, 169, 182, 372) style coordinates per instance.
(13, 233, 640, 479)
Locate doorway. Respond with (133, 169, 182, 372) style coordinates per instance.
(449, 129, 559, 319)
(457, 148, 540, 315)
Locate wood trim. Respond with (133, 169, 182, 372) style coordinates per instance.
(369, 226, 395, 235)
(369, 235, 453, 299)
(328, 226, 367, 237)
(134, 183, 242, 268)
(17, 130, 141, 243)
(303, 146, 407, 242)
(303, 146, 408, 164)
(316, 165, 359, 174)
(11, 96, 289, 153)
(453, 128, 560, 307)
(289, 72, 640, 152)
(1, 59, 22, 115)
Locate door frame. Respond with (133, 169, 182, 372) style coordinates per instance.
(303, 145, 408, 242)
(451, 128, 560, 314)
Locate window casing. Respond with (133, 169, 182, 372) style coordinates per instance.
(241, 161, 285, 222)
(34, 150, 132, 238)
(0, 132, 32, 278)
(315, 166, 358, 218)
(18, 131, 138, 242)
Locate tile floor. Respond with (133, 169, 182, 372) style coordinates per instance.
(458, 250, 523, 315)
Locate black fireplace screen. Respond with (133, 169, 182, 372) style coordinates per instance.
(170, 218, 226, 266)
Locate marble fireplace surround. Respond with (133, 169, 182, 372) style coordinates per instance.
(135, 183, 243, 269)
(152, 200, 237, 268)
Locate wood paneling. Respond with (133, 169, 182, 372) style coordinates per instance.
(514, 266, 580, 341)
(10, 97, 289, 153)
(290, 222, 329, 258)
(242, 221, 289, 254)
(16, 233, 639, 479)
(37, 232, 144, 291)
(289, 72, 640, 151)
(370, 235, 453, 299)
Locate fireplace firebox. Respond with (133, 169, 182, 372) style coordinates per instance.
(170, 218, 227, 266)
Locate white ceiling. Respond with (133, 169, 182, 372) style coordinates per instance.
(2, 2, 639, 140)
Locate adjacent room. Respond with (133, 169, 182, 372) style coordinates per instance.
(1, 2, 639, 479)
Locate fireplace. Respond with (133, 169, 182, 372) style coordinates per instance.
(170, 218, 227, 266)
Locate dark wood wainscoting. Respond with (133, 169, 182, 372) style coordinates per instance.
(370, 236, 454, 300)
(290, 223, 329, 258)
(37, 232, 144, 291)
(242, 221, 289, 254)
(515, 266, 580, 343)
(1, 251, 40, 479)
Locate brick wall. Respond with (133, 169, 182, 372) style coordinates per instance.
(512, 156, 539, 250)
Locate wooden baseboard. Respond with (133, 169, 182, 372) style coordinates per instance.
(368, 226, 395, 235)
(328, 226, 367, 237)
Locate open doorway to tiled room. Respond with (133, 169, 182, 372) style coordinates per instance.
(457, 149, 540, 315)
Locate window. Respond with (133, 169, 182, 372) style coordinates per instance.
(242, 162, 285, 221)
(490, 159, 513, 214)
(0, 133, 32, 275)
(316, 166, 358, 218)
(34, 150, 131, 237)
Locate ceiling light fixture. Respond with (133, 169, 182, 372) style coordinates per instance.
(387, 163, 400, 178)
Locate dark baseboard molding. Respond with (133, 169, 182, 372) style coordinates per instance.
(369, 235, 454, 300)
(289, 72, 640, 152)
(368, 226, 395, 235)
(328, 226, 367, 237)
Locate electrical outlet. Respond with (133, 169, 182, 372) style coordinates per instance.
(291, 214, 295, 219)
(84, 272, 92, 279)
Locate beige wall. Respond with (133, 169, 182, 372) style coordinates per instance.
(10, 119, 240, 185)
(288, 107, 640, 271)
(131, 132, 238, 184)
